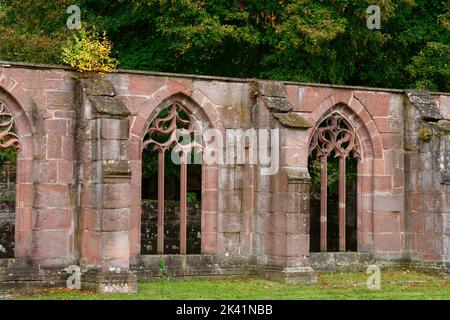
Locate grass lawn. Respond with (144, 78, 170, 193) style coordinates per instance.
(5, 269, 450, 300)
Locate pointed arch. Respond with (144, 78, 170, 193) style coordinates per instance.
(0, 86, 34, 258)
(129, 92, 221, 258)
(308, 103, 376, 252)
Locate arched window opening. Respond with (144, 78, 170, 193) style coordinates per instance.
(308, 113, 360, 252)
(0, 101, 19, 258)
(141, 102, 202, 255)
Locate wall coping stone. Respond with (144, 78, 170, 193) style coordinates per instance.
(2, 60, 449, 95)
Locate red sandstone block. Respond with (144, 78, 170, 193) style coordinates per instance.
(45, 119, 68, 134)
(119, 95, 147, 115)
(439, 95, 450, 120)
(242, 187, 255, 213)
(282, 129, 308, 148)
(128, 227, 140, 257)
(32, 230, 70, 258)
(357, 107, 371, 125)
(221, 232, 241, 256)
(283, 147, 307, 167)
(257, 212, 289, 234)
(130, 115, 148, 138)
(43, 70, 64, 80)
(102, 208, 130, 232)
(286, 85, 299, 110)
(33, 160, 58, 183)
(372, 137, 383, 159)
(81, 230, 102, 260)
(219, 211, 242, 233)
(102, 231, 130, 261)
(128, 74, 166, 96)
(300, 87, 334, 112)
(202, 190, 218, 212)
(225, 190, 243, 213)
(101, 118, 129, 140)
(129, 205, 141, 228)
(272, 192, 287, 213)
(260, 233, 287, 257)
(286, 234, 309, 257)
(53, 110, 76, 119)
(17, 136, 33, 159)
(203, 166, 218, 189)
(375, 233, 402, 252)
(15, 206, 32, 232)
(43, 78, 75, 91)
(16, 158, 33, 183)
(373, 117, 399, 133)
(373, 195, 403, 212)
(46, 134, 63, 159)
(33, 208, 72, 230)
(381, 133, 402, 149)
(166, 78, 191, 96)
(128, 137, 143, 161)
(354, 91, 390, 117)
(201, 232, 218, 254)
(202, 211, 218, 233)
(393, 168, 404, 187)
(102, 183, 131, 209)
(34, 133, 47, 160)
(81, 207, 98, 231)
(16, 183, 33, 208)
(58, 160, 74, 183)
(375, 212, 400, 233)
(46, 91, 74, 110)
(332, 90, 352, 106)
(101, 140, 128, 160)
(34, 184, 69, 208)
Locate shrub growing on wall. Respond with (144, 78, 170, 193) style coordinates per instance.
(61, 26, 118, 77)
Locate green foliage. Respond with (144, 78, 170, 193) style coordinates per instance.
(61, 26, 118, 77)
(0, 0, 449, 91)
(11, 271, 450, 300)
(418, 126, 433, 142)
(157, 258, 169, 277)
(0, 148, 16, 166)
(308, 153, 357, 198)
(187, 192, 198, 203)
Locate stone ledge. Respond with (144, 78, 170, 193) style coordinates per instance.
(132, 254, 251, 279)
(258, 266, 318, 284)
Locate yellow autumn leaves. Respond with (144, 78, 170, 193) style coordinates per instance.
(61, 26, 118, 77)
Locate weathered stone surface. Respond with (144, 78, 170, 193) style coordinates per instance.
(80, 79, 116, 97)
(102, 160, 131, 176)
(406, 90, 443, 121)
(89, 96, 131, 118)
(255, 80, 294, 112)
(285, 167, 310, 182)
(0, 62, 449, 293)
(258, 81, 287, 98)
(273, 112, 312, 129)
(436, 119, 450, 132)
(261, 96, 293, 112)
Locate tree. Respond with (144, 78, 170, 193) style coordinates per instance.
(0, 0, 448, 91)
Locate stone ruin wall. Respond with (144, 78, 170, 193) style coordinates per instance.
(0, 61, 448, 291)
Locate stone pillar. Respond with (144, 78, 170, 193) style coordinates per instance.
(252, 80, 316, 283)
(75, 79, 137, 293)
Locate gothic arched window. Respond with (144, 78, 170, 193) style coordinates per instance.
(309, 113, 360, 252)
(0, 100, 20, 258)
(142, 102, 202, 255)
